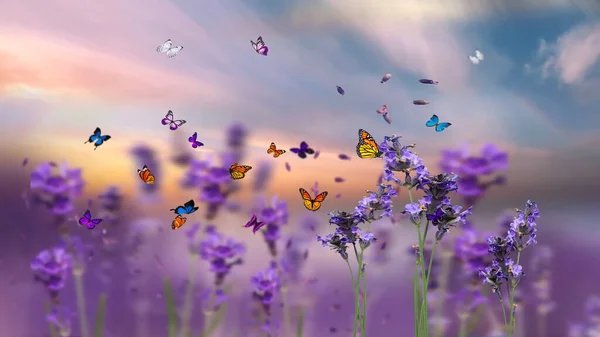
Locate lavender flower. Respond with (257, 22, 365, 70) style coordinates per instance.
(506, 200, 539, 251)
(253, 196, 289, 257)
(29, 162, 85, 216)
(251, 262, 281, 336)
(379, 134, 430, 187)
(253, 160, 274, 192)
(199, 225, 245, 287)
(568, 296, 600, 337)
(439, 143, 507, 206)
(31, 245, 73, 302)
(454, 227, 491, 283)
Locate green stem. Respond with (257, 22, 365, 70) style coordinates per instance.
(180, 259, 198, 337)
(281, 286, 291, 337)
(359, 249, 367, 336)
(73, 270, 90, 337)
(345, 257, 359, 337)
(466, 303, 484, 335)
(416, 222, 428, 336)
(163, 277, 179, 337)
(458, 315, 468, 337)
(413, 260, 420, 337)
(200, 303, 228, 337)
(296, 307, 305, 337)
(201, 311, 214, 337)
(511, 251, 522, 336)
(499, 296, 509, 337)
(352, 245, 366, 337)
(93, 294, 107, 337)
(432, 251, 452, 337)
(419, 239, 437, 337)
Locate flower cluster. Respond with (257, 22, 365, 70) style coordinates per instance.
(199, 226, 245, 287)
(253, 196, 289, 258)
(250, 262, 281, 336)
(29, 162, 85, 216)
(439, 144, 507, 206)
(479, 200, 539, 297)
(31, 245, 73, 303)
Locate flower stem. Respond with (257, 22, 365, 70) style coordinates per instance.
(416, 222, 429, 337)
(93, 294, 107, 337)
(352, 244, 366, 337)
(73, 270, 90, 337)
(432, 251, 452, 337)
(458, 315, 468, 337)
(499, 296, 509, 337)
(359, 248, 367, 336)
(163, 277, 179, 337)
(419, 238, 437, 337)
(281, 286, 291, 337)
(509, 251, 522, 337)
(413, 261, 420, 337)
(180, 259, 198, 337)
(345, 258, 359, 337)
(295, 307, 305, 337)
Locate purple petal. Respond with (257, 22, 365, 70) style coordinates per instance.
(335, 193, 342, 198)
(314, 151, 320, 159)
(285, 162, 291, 172)
(22, 158, 29, 167)
(334, 177, 345, 183)
(338, 154, 350, 160)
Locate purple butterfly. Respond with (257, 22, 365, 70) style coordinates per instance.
(290, 141, 315, 159)
(161, 110, 187, 131)
(78, 210, 102, 229)
(243, 214, 265, 234)
(188, 132, 204, 148)
(251, 36, 268, 56)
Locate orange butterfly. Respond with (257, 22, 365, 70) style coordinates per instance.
(171, 215, 187, 230)
(299, 188, 328, 211)
(137, 165, 155, 184)
(229, 163, 252, 180)
(267, 142, 286, 158)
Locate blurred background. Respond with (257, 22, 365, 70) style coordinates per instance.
(1, 0, 600, 336)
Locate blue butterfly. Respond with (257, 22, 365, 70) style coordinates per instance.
(290, 141, 315, 159)
(425, 114, 451, 132)
(84, 127, 111, 150)
(169, 199, 199, 215)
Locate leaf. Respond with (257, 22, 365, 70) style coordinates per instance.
(163, 277, 179, 337)
(93, 293, 107, 337)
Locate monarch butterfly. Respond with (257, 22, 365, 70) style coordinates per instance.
(229, 163, 252, 180)
(299, 188, 328, 212)
(137, 165, 155, 184)
(356, 129, 383, 159)
(267, 142, 286, 158)
(171, 215, 187, 230)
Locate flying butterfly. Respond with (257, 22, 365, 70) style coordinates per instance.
(267, 142, 286, 158)
(251, 36, 269, 56)
(169, 199, 199, 215)
(171, 215, 187, 230)
(290, 141, 315, 159)
(469, 49, 484, 64)
(84, 127, 111, 150)
(376, 104, 392, 124)
(161, 110, 186, 131)
(137, 165, 155, 184)
(299, 188, 328, 212)
(229, 163, 252, 180)
(356, 129, 383, 159)
(156, 39, 183, 58)
(188, 132, 204, 148)
(425, 114, 452, 132)
(78, 210, 102, 229)
(243, 214, 266, 234)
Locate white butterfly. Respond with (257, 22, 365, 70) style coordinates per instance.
(156, 39, 183, 58)
(161, 110, 186, 131)
(469, 49, 484, 64)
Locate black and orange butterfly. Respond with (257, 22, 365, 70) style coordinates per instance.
(137, 165, 156, 184)
(299, 188, 328, 212)
(356, 129, 383, 159)
(267, 142, 286, 158)
(171, 215, 187, 230)
(229, 163, 252, 180)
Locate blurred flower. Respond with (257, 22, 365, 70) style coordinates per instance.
(530, 245, 555, 316)
(453, 287, 487, 319)
(568, 296, 600, 336)
(454, 227, 490, 282)
(251, 262, 280, 336)
(31, 245, 73, 302)
(98, 185, 123, 222)
(439, 143, 508, 206)
(371, 228, 391, 265)
(199, 226, 245, 286)
(46, 305, 73, 337)
(29, 162, 85, 216)
(130, 145, 160, 194)
(279, 236, 309, 283)
(253, 160, 273, 192)
(253, 196, 289, 257)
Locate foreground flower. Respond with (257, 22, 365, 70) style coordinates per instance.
(199, 226, 245, 287)
(31, 245, 73, 302)
(253, 196, 289, 257)
(29, 162, 85, 215)
(251, 262, 281, 336)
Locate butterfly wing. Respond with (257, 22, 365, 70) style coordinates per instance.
(314, 191, 328, 203)
(475, 49, 484, 60)
(267, 142, 276, 154)
(183, 199, 199, 214)
(166, 46, 182, 58)
(157, 39, 172, 53)
(87, 127, 101, 143)
(435, 122, 452, 132)
(78, 210, 92, 226)
(299, 188, 316, 211)
(356, 129, 382, 159)
(169, 119, 186, 131)
(469, 55, 480, 64)
(162, 111, 174, 125)
(426, 115, 439, 127)
(382, 113, 392, 124)
(189, 132, 197, 143)
(274, 149, 285, 158)
(94, 135, 111, 147)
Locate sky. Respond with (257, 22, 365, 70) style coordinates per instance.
(1, 1, 600, 336)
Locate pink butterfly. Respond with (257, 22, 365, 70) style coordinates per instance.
(376, 104, 392, 124)
(251, 36, 269, 55)
(188, 132, 204, 148)
(243, 214, 266, 234)
(78, 210, 102, 229)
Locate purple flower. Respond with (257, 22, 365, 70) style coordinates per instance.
(31, 246, 73, 301)
(439, 144, 508, 206)
(507, 200, 539, 251)
(199, 226, 245, 286)
(46, 305, 73, 336)
(379, 135, 430, 188)
(29, 162, 85, 215)
(253, 196, 289, 257)
(251, 262, 280, 318)
(98, 185, 123, 219)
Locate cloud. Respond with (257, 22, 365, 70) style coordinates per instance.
(532, 22, 600, 85)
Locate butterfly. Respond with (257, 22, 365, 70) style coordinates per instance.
(229, 163, 252, 180)
(137, 165, 155, 184)
(469, 49, 484, 64)
(336, 86, 345, 95)
(356, 129, 383, 159)
(171, 215, 187, 230)
(376, 104, 392, 124)
(425, 114, 452, 132)
(156, 39, 183, 58)
(161, 110, 186, 131)
(84, 127, 111, 150)
(290, 141, 315, 159)
(299, 188, 328, 212)
(267, 142, 286, 158)
(251, 36, 269, 55)
(169, 199, 199, 215)
(243, 214, 266, 234)
(79, 210, 102, 229)
(188, 132, 204, 148)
